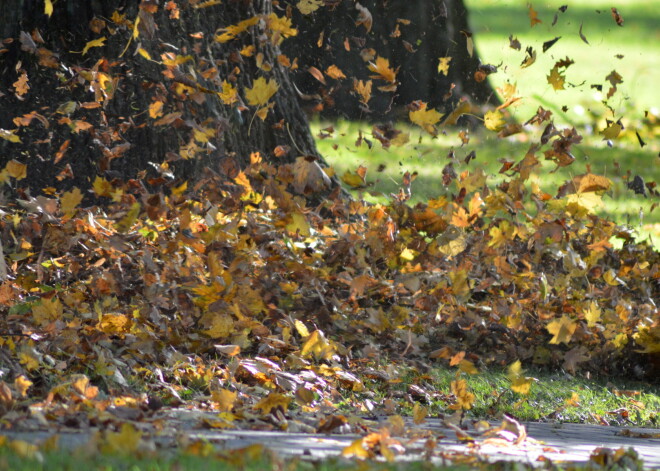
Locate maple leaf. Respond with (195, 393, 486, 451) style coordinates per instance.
(215, 16, 259, 43)
(409, 103, 442, 135)
(368, 56, 397, 83)
(267, 13, 298, 41)
(451, 379, 475, 410)
(60, 187, 83, 218)
(245, 77, 279, 106)
(483, 110, 505, 131)
(353, 79, 372, 105)
(254, 392, 291, 414)
(101, 423, 142, 455)
(211, 389, 237, 412)
(600, 122, 622, 140)
(547, 66, 565, 90)
(5, 159, 27, 179)
(148, 100, 164, 119)
(219, 82, 237, 106)
(546, 315, 577, 345)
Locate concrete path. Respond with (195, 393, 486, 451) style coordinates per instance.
(1, 409, 658, 468)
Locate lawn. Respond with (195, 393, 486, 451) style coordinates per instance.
(315, 0, 659, 245)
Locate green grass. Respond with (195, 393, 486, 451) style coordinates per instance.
(348, 365, 660, 428)
(465, 0, 660, 124)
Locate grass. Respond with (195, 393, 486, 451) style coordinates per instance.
(464, 0, 660, 125)
(347, 365, 660, 428)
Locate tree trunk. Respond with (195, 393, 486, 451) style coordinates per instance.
(284, 0, 498, 120)
(0, 0, 322, 196)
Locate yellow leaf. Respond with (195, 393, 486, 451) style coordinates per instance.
(458, 359, 479, 375)
(32, 297, 64, 326)
(546, 315, 577, 345)
(484, 110, 505, 131)
(215, 17, 260, 43)
(294, 320, 310, 338)
(81, 37, 106, 55)
(367, 56, 396, 83)
(9, 440, 41, 461)
(266, 13, 298, 40)
(511, 376, 533, 395)
(171, 181, 188, 197)
(353, 79, 372, 105)
(203, 314, 235, 339)
(219, 80, 238, 105)
(93, 176, 113, 197)
(301, 330, 335, 360)
(547, 66, 565, 90)
(399, 247, 416, 262)
(600, 122, 622, 140)
(297, 0, 323, 14)
(115, 202, 141, 233)
(14, 376, 32, 397)
(44, 0, 53, 17)
(212, 389, 237, 412)
(507, 360, 523, 381)
(326, 65, 346, 80)
(451, 379, 475, 410)
(342, 438, 372, 459)
(286, 212, 311, 237)
(409, 103, 442, 135)
(0, 129, 22, 143)
(412, 403, 427, 424)
(5, 160, 27, 180)
(19, 352, 40, 371)
(137, 47, 151, 60)
(584, 301, 601, 327)
(254, 392, 291, 414)
(60, 187, 83, 218)
(528, 4, 542, 26)
(102, 423, 142, 455)
(245, 77, 279, 107)
(437, 57, 452, 75)
(149, 100, 164, 119)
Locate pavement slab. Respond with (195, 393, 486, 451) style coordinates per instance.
(1, 409, 658, 468)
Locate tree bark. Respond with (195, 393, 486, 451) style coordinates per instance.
(0, 0, 322, 195)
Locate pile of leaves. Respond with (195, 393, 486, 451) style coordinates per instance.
(1, 122, 659, 430)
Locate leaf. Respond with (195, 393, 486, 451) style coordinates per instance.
(528, 4, 542, 27)
(451, 379, 475, 410)
(547, 66, 565, 90)
(211, 389, 237, 412)
(5, 160, 27, 179)
(601, 122, 622, 140)
(546, 315, 577, 345)
(301, 330, 335, 360)
(0, 128, 21, 144)
(368, 56, 397, 83)
(267, 13, 298, 39)
(297, 0, 323, 15)
(81, 36, 106, 55)
(412, 403, 427, 424)
(13, 72, 30, 96)
(44, 0, 53, 17)
(202, 314, 235, 339)
(355, 3, 373, 32)
(148, 100, 164, 119)
(60, 187, 83, 218)
(353, 79, 372, 105)
(437, 57, 452, 76)
(245, 77, 279, 107)
(286, 212, 311, 237)
(215, 17, 260, 43)
(254, 392, 291, 414)
(326, 65, 346, 80)
(484, 110, 505, 131)
(409, 104, 442, 135)
(115, 202, 141, 233)
(342, 437, 372, 459)
(102, 423, 142, 455)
